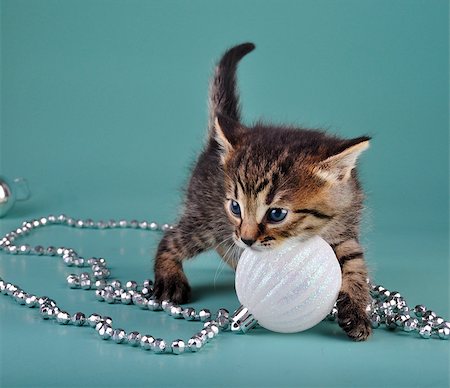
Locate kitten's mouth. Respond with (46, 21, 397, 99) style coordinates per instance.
(233, 238, 272, 251)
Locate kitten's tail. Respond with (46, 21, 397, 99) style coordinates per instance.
(208, 42, 255, 129)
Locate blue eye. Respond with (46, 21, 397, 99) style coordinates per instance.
(230, 200, 241, 217)
(267, 208, 288, 223)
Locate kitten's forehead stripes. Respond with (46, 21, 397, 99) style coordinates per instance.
(294, 208, 333, 219)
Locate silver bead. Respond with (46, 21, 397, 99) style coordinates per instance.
(79, 272, 90, 280)
(132, 293, 147, 308)
(96, 221, 107, 229)
(46, 246, 57, 256)
(71, 312, 86, 326)
(147, 299, 162, 311)
(130, 220, 138, 228)
(171, 339, 186, 355)
(139, 221, 148, 229)
(94, 279, 107, 289)
(217, 315, 230, 331)
(39, 217, 48, 225)
(18, 245, 31, 254)
(204, 327, 215, 340)
(143, 279, 153, 288)
(95, 289, 104, 301)
(110, 280, 122, 290)
(63, 255, 74, 266)
(188, 337, 203, 352)
(208, 324, 220, 336)
(57, 214, 67, 223)
(403, 318, 418, 332)
(437, 327, 450, 340)
(385, 314, 397, 329)
(161, 300, 173, 312)
(149, 222, 158, 231)
(423, 310, 437, 323)
(88, 313, 102, 327)
(161, 224, 171, 231)
(112, 329, 127, 344)
(419, 324, 432, 339)
(25, 295, 38, 307)
(140, 335, 155, 350)
(414, 305, 427, 318)
(433, 316, 445, 328)
(74, 258, 85, 267)
(7, 284, 18, 296)
(197, 330, 208, 344)
(125, 280, 138, 291)
(108, 219, 117, 228)
(33, 245, 44, 255)
(98, 324, 113, 340)
(199, 309, 211, 322)
(76, 219, 84, 228)
(40, 305, 51, 319)
(370, 313, 381, 328)
(170, 305, 184, 318)
(14, 290, 27, 304)
(127, 331, 142, 346)
(7, 245, 18, 254)
(216, 308, 229, 319)
(114, 289, 122, 301)
(48, 215, 57, 223)
(100, 316, 112, 326)
(182, 307, 196, 320)
(103, 291, 115, 304)
(119, 219, 128, 228)
(152, 338, 167, 354)
(56, 311, 71, 325)
(66, 274, 80, 289)
(121, 291, 132, 305)
(80, 279, 92, 290)
(395, 314, 410, 327)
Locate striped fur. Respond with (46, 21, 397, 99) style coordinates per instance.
(154, 43, 372, 341)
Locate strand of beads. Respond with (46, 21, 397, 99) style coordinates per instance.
(0, 215, 231, 354)
(364, 284, 450, 339)
(0, 214, 449, 348)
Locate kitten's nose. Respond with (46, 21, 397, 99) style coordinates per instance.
(241, 238, 256, 247)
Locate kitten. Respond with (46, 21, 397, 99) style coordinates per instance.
(153, 43, 372, 341)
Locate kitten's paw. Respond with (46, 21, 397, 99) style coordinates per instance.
(336, 292, 372, 341)
(153, 270, 191, 304)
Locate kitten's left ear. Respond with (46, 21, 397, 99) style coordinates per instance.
(214, 113, 245, 162)
(316, 136, 371, 182)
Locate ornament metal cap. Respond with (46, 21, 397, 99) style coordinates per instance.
(230, 305, 258, 333)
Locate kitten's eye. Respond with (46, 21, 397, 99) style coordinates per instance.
(230, 200, 241, 217)
(267, 208, 288, 223)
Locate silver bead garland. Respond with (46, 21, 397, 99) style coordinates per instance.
(0, 215, 448, 357)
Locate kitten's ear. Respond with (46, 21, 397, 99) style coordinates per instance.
(214, 113, 245, 162)
(316, 137, 370, 182)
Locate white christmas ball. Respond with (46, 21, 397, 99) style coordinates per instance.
(235, 236, 342, 333)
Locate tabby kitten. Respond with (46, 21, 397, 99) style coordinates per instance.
(154, 43, 372, 341)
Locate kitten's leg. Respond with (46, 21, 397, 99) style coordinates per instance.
(153, 222, 212, 304)
(333, 238, 372, 341)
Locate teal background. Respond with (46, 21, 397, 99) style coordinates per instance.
(1, 1, 448, 387)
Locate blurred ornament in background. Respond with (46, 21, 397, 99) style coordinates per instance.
(0, 176, 31, 217)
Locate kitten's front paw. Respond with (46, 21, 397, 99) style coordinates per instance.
(153, 270, 191, 304)
(336, 292, 372, 341)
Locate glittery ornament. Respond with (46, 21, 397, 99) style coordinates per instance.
(235, 236, 342, 333)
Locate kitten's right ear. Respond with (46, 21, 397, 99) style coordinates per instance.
(214, 114, 244, 162)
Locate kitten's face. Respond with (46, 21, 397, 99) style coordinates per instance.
(214, 115, 369, 251)
(223, 148, 336, 250)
